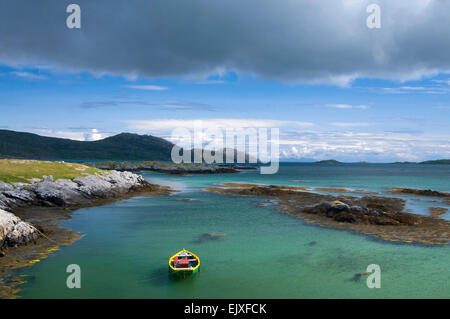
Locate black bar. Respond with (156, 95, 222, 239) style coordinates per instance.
(0, 299, 448, 317)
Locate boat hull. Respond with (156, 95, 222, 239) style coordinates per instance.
(169, 267, 200, 277)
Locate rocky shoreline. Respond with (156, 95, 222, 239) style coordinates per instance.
(0, 169, 172, 298)
(204, 183, 450, 245)
(0, 170, 171, 250)
(87, 161, 257, 175)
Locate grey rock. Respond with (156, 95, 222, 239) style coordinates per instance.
(54, 178, 79, 189)
(2, 189, 36, 203)
(0, 170, 151, 246)
(0, 181, 13, 192)
(43, 175, 54, 182)
(0, 209, 38, 247)
(73, 175, 113, 198)
(33, 181, 85, 206)
(331, 202, 350, 211)
(28, 178, 42, 184)
(11, 182, 28, 188)
(0, 193, 16, 209)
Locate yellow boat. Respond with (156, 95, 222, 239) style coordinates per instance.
(168, 249, 200, 277)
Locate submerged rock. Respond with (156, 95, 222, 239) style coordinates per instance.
(352, 272, 370, 282)
(194, 233, 226, 243)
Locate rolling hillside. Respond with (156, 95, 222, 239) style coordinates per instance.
(0, 130, 174, 161)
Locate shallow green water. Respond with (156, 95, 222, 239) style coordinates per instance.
(16, 164, 450, 298)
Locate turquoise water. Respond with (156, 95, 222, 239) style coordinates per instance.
(16, 164, 450, 298)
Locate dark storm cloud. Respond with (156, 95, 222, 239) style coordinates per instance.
(1, 0, 450, 84)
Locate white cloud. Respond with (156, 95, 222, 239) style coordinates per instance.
(84, 129, 105, 141)
(124, 85, 168, 91)
(331, 122, 373, 127)
(194, 80, 226, 85)
(126, 118, 450, 161)
(29, 128, 107, 141)
(277, 130, 450, 162)
(399, 86, 426, 91)
(11, 71, 47, 80)
(381, 86, 449, 95)
(325, 104, 369, 109)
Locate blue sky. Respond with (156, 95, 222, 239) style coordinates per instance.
(1, 0, 449, 162)
(1, 64, 449, 162)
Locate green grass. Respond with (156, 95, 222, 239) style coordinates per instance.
(0, 159, 109, 184)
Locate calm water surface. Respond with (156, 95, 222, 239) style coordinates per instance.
(17, 164, 450, 298)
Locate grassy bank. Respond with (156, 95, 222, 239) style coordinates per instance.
(0, 159, 108, 183)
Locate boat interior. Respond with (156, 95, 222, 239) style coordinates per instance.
(171, 252, 199, 269)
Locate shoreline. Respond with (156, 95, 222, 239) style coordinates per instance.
(86, 161, 258, 175)
(0, 159, 251, 297)
(1, 165, 448, 297)
(0, 169, 173, 298)
(204, 183, 450, 245)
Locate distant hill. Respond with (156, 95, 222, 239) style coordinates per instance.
(392, 159, 450, 165)
(315, 159, 341, 164)
(0, 130, 174, 161)
(420, 159, 450, 164)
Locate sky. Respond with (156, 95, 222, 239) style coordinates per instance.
(0, 0, 449, 162)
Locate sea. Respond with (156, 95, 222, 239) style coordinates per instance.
(15, 163, 450, 298)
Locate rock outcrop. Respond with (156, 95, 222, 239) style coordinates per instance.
(302, 200, 421, 226)
(388, 187, 450, 198)
(0, 209, 38, 248)
(0, 170, 170, 248)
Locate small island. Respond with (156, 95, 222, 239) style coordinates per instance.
(204, 183, 450, 245)
(315, 159, 342, 164)
(420, 159, 450, 165)
(392, 159, 450, 165)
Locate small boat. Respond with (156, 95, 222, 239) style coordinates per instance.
(169, 249, 200, 277)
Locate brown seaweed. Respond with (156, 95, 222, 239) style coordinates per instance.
(205, 183, 450, 245)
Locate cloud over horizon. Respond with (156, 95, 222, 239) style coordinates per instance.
(27, 127, 109, 141)
(125, 118, 450, 162)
